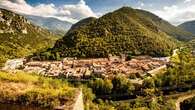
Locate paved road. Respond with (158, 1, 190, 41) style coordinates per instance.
(113, 90, 195, 110)
(175, 94, 195, 110)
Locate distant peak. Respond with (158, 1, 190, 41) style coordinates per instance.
(113, 6, 136, 15)
(117, 6, 134, 11)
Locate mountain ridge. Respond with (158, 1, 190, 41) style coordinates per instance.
(179, 20, 195, 35)
(25, 15, 73, 36)
(134, 9, 195, 41)
(0, 8, 58, 66)
(68, 7, 194, 41)
(36, 7, 179, 60)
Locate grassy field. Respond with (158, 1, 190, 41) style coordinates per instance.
(0, 71, 76, 108)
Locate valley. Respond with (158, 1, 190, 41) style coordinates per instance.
(0, 2, 195, 110)
(3, 55, 167, 80)
(0, 9, 59, 67)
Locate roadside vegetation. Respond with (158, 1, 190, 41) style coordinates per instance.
(180, 96, 195, 110)
(0, 71, 76, 108)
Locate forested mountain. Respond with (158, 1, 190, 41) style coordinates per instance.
(179, 20, 195, 35)
(40, 7, 179, 60)
(25, 15, 73, 36)
(136, 9, 195, 41)
(68, 17, 97, 32)
(0, 8, 58, 66)
(68, 9, 194, 41)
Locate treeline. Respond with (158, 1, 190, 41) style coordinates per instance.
(81, 75, 177, 110)
(152, 48, 195, 89)
(89, 76, 136, 98)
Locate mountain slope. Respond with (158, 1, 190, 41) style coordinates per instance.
(25, 15, 72, 36)
(42, 7, 179, 59)
(135, 9, 195, 41)
(0, 8, 58, 66)
(69, 17, 97, 32)
(178, 20, 195, 35)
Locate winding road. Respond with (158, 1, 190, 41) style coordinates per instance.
(175, 94, 195, 110)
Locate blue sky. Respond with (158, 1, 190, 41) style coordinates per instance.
(26, 0, 178, 13)
(27, 0, 139, 12)
(26, 0, 183, 12)
(0, 0, 195, 25)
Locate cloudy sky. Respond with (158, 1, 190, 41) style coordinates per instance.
(0, 0, 195, 25)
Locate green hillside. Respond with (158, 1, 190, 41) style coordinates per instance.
(38, 7, 179, 60)
(0, 8, 58, 66)
(68, 9, 194, 42)
(179, 20, 195, 35)
(69, 17, 97, 32)
(136, 9, 195, 41)
(0, 71, 76, 108)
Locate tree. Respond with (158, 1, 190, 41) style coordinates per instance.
(143, 78, 155, 89)
(126, 53, 132, 61)
(89, 78, 113, 95)
(81, 86, 97, 110)
(112, 75, 135, 94)
(41, 52, 51, 60)
(112, 75, 128, 94)
(149, 99, 160, 110)
(82, 86, 96, 103)
(104, 79, 113, 94)
(55, 52, 61, 61)
(126, 81, 135, 95)
(117, 103, 131, 110)
(167, 48, 193, 86)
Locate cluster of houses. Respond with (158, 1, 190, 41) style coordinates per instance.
(2, 55, 167, 79)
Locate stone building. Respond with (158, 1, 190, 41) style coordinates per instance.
(3, 58, 25, 70)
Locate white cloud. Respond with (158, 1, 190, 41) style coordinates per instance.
(60, 0, 97, 20)
(184, 0, 191, 3)
(151, 3, 195, 25)
(136, 1, 145, 9)
(0, 0, 97, 23)
(138, 1, 145, 7)
(140, 3, 144, 7)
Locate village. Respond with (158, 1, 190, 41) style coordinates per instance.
(2, 54, 169, 80)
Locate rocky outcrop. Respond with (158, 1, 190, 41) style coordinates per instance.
(0, 8, 57, 67)
(0, 9, 30, 34)
(21, 28, 27, 34)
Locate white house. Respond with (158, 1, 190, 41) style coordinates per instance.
(3, 58, 25, 70)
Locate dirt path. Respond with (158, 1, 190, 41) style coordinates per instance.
(175, 94, 195, 110)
